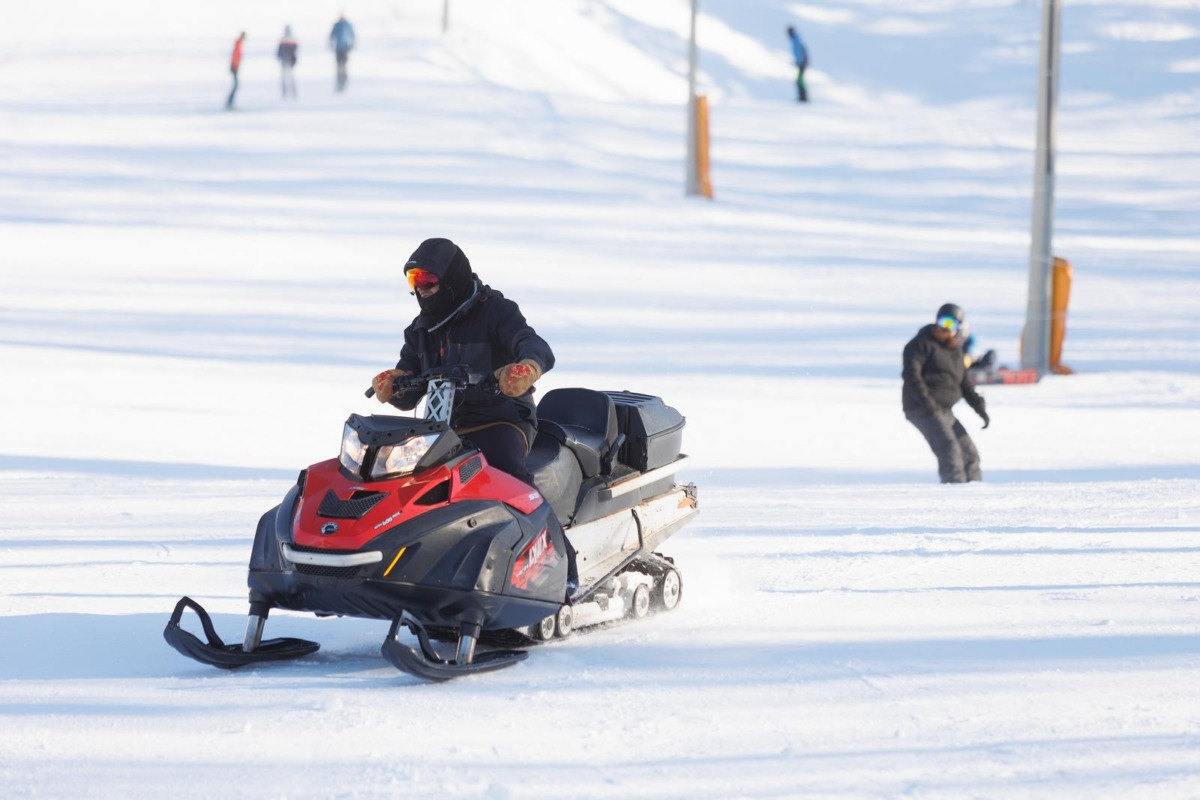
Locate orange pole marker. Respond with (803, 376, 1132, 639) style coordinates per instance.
(1050, 256, 1074, 374)
(695, 95, 714, 199)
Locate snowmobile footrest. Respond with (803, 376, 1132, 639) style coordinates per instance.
(163, 596, 319, 670)
(381, 615, 528, 682)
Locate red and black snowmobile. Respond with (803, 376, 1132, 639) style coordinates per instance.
(164, 366, 697, 681)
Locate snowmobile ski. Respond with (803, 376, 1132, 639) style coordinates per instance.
(380, 614, 528, 682)
(163, 596, 319, 669)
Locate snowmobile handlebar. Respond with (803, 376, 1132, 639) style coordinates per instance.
(365, 365, 493, 399)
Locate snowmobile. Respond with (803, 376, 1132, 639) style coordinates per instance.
(164, 365, 697, 681)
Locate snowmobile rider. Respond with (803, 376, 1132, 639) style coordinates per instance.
(902, 303, 990, 483)
(370, 237, 554, 486)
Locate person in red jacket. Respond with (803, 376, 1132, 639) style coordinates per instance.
(226, 32, 246, 110)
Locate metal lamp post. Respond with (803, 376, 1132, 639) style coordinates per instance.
(1022, 0, 1061, 374)
(685, 0, 702, 196)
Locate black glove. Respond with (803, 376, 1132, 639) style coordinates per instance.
(979, 409, 990, 429)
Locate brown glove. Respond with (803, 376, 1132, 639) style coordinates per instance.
(496, 359, 542, 397)
(371, 369, 411, 403)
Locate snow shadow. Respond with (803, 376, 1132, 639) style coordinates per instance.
(0, 611, 388, 683)
(5, 610, 1198, 686)
(569, 631, 1200, 689)
(694, 464, 1200, 487)
(0, 611, 244, 681)
(0, 453, 295, 481)
(697, 0, 1200, 104)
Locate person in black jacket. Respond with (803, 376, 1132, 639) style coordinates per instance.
(370, 238, 554, 485)
(277, 26, 298, 99)
(902, 303, 990, 483)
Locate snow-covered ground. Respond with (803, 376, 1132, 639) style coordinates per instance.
(2, 0, 1199, 797)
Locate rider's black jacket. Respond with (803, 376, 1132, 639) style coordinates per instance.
(901, 324, 985, 417)
(392, 283, 554, 445)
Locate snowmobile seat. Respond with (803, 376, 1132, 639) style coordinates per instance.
(536, 388, 619, 478)
(527, 425, 584, 526)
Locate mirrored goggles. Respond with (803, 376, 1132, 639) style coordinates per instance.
(936, 315, 960, 332)
(406, 268, 439, 290)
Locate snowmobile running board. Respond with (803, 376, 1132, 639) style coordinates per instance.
(381, 614, 528, 682)
(163, 596, 319, 670)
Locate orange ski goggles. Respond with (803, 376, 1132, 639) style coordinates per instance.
(406, 268, 439, 290)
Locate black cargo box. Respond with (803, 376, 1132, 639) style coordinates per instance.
(603, 391, 685, 472)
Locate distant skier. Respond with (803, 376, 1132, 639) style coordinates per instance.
(277, 26, 298, 99)
(786, 25, 809, 103)
(957, 321, 1041, 387)
(902, 303, 990, 483)
(957, 321, 998, 381)
(226, 32, 246, 110)
(329, 14, 356, 92)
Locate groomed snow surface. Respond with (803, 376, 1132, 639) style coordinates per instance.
(2, 0, 1199, 797)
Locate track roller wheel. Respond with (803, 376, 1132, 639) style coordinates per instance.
(533, 613, 557, 642)
(630, 584, 651, 620)
(555, 604, 574, 638)
(655, 567, 682, 611)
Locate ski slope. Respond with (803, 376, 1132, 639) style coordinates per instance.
(2, 0, 1199, 797)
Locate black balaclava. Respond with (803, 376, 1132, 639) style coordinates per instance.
(404, 238, 475, 325)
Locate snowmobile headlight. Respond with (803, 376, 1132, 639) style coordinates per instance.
(371, 433, 440, 479)
(339, 424, 368, 475)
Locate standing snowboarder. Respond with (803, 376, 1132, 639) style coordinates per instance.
(277, 26, 298, 99)
(786, 25, 809, 103)
(902, 303, 990, 483)
(329, 15, 356, 92)
(226, 32, 246, 110)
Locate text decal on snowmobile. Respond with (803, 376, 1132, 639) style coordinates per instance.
(374, 511, 402, 530)
(511, 528, 553, 590)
